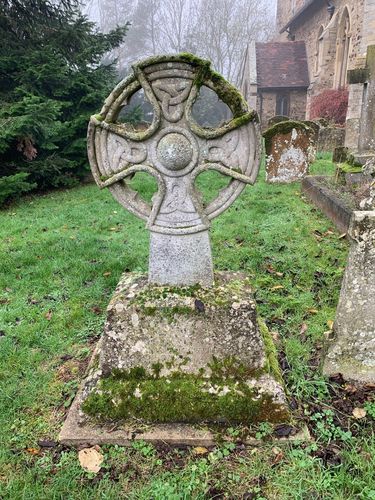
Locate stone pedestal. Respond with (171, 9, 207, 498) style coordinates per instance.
(149, 230, 214, 287)
(324, 211, 375, 383)
(60, 272, 290, 445)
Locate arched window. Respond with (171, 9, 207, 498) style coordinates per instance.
(314, 25, 324, 75)
(276, 93, 290, 117)
(334, 7, 351, 88)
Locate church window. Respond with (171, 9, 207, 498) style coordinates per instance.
(314, 25, 324, 75)
(334, 7, 351, 88)
(276, 93, 290, 116)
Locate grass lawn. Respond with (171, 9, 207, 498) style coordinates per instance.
(1, 156, 374, 499)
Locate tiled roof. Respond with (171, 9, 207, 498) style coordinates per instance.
(256, 41, 310, 89)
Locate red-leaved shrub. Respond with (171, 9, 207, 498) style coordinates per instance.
(310, 89, 349, 125)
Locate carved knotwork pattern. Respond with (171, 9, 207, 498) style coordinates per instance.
(87, 55, 261, 235)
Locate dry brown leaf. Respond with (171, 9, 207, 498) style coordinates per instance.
(271, 285, 284, 291)
(271, 331, 280, 342)
(327, 320, 334, 330)
(300, 323, 308, 335)
(26, 447, 40, 455)
(307, 308, 319, 315)
(352, 407, 367, 419)
(103, 272, 111, 277)
(78, 447, 104, 473)
(193, 446, 208, 455)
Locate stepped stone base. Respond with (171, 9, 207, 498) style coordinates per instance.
(60, 272, 291, 445)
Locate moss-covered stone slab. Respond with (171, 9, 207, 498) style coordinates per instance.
(60, 272, 290, 441)
(263, 121, 316, 183)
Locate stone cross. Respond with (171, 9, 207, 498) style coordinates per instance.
(88, 54, 261, 286)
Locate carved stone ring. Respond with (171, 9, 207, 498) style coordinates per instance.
(88, 54, 261, 286)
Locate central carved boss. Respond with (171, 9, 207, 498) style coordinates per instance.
(88, 54, 261, 286)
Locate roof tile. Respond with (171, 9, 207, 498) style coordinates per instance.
(256, 41, 309, 89)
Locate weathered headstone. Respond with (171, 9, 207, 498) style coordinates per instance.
(263, 121, 316, 183)
(60, 54, 289, 445)
(324, 211, 375, 383)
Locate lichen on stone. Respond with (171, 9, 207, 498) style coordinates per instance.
(263, 120, 312, 153)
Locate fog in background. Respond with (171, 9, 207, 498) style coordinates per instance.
(85, 0, 277, 83)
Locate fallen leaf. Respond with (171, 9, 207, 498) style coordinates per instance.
(327, 320, 334, 330)
(271, 331, 280, 342)
(271, 446, 284, 465)
(266, 265, 275, 274)
(91, 306, 102, 315)
(78, 447, 103, 473)
(193, 446, 208, 455)
(103, 272, 111, 277)
(338, 233, 347, 239)
(45, 310, 53, 321)
(275, 272, 284, 277)
(270, 285, 284, 291)
(194, 299, 205, 313)
(352, 408, 367, 419)
(300, 323, 308, 335)
(307, 308, 319, 315)
(109, 227, 118, 231)
(274, 424, 295, 437)
(26, 447, 40, 455)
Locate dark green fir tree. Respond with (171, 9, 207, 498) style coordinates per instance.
(0, 0, 128, 204)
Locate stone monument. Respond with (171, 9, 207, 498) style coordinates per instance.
(263, 121, 316, 183)
(60, 54, 290, 446)
(324, 210, 375, 383)
(88, 54, 261, 287)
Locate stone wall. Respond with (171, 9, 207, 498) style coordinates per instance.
(258, 92, 276, 129)
(276, 1, 368, 113)
(258, 90, 307, 129)
(318, 126, 345, 152)
(289, 90, 308, 121)
(346, 45, 375, 153)
(276, 0, 307, 34)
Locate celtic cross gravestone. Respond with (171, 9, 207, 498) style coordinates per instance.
(59, 55, 291, 445)
(88, 54, 260, 286)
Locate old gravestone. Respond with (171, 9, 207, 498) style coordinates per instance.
(324, 211, 375, 383)
(263, 121, 316, 183)
(60, 54, 289, 445)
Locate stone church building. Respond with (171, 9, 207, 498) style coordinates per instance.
(241, 0, 375, 157)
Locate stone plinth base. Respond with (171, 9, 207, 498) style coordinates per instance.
(324, 211, 375, 383)
(60, 272, 290, 445)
